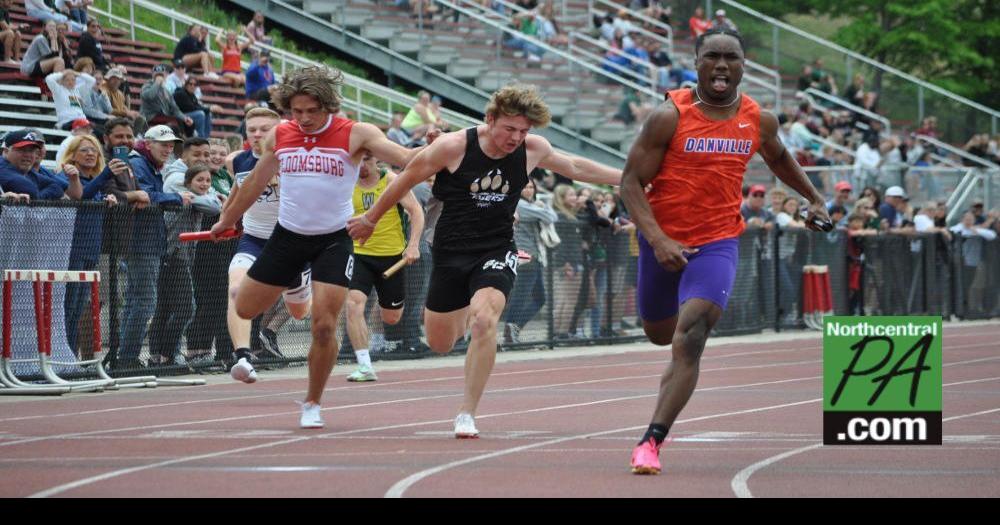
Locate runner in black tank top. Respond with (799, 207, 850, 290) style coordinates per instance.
(432, 127, 528, 254)
(347, 85, 623, 439)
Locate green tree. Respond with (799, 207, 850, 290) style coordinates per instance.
(746, 0, 997, 108)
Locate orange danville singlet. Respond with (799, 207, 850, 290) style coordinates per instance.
(647, 88, 761, 248)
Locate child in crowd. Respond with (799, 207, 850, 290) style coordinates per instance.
(149, 164, 221, 366)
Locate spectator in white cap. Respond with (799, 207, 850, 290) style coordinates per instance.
(712, 9, 737, 31)
(115, 124, 194, 371)
(879, 185, 907, 229)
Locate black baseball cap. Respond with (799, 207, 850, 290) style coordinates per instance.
(172, 58, 185, 68)
(2, 129, 45, 149)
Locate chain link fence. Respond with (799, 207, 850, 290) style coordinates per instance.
(2, 200, 997, 379)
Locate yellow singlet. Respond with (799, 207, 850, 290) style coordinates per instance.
(352, 173, 406, 256)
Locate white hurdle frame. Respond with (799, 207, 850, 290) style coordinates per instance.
(3, 270, 204, 393)
(2, 271, 89, 394)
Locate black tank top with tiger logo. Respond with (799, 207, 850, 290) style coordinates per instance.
(431, 127, 528, 253)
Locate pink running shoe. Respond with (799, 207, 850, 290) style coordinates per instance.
(630, 437, 663, 475)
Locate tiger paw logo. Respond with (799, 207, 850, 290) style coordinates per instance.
(469, 169, 511, 207)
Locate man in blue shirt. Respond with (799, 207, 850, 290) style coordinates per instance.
(879, 185, 906, 229)
(0, 129, 80, 200)
(245, 51, 275, 101)
(114, 124, 191, 372)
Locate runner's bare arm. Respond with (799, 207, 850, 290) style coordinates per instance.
(354, 122, 430, 168)
(620, 101, 679, 248)
(214, 128, 277, 234)
(758, 111, 830, 229)
(392, 172, 426, 262)
(529, 135, 622, 186)
(347, 132, 463, 243)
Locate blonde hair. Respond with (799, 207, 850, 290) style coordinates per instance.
(208, 137, 230, 152)
(484, 84, 551, 128)
(73, 57, 95, 73)
(552, 184, 578, 220)
(244, 107, 280, 121)
(59, 134, 106, 176)
(272, 66, 343, 114)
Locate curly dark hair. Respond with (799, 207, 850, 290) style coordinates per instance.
(272, 66, 344, 115)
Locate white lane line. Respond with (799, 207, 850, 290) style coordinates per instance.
(731, 376, 1000, 499)
(0, 358, 824, 447)
(0, 343, 821, 423)
(943, 376, 1000, 387)
(943, 408, 1000, 423)
(26, 375, 823, 498)
(731, 444, 825, 498)
(383, 398, 822, 498)
(26, 437, 310, 498)
(21, 340, 1000, 497)
(4, 337, 994, 424)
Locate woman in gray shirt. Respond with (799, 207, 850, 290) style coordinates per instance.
(503, 179, 558, 344)
(20, 21, 66, 79)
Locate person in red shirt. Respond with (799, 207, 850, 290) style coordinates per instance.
(620, 28, 830, 475)
(688, 6, 711, 40)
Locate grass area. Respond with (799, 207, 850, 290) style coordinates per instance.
(92, 0, 413, 123)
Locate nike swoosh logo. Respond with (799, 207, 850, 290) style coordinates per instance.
(391, 300, 404, 307)
(739, 123, 751, 128)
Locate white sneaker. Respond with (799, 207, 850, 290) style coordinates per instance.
(205, 71, 220, 80)
(454, 412, 479, 439)
(346, 365, 378, 382)
(300, 402, 324, 429)
(230, 357, 257, 384)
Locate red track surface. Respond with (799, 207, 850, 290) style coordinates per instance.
(1, 323, 997, 498)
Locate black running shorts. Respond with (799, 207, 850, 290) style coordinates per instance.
(425, 244, 519, 313)
(350, 253, 406, 310)
(247, 223, 354, 288)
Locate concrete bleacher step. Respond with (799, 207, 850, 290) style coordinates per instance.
(361, 23, 396, 44)
(419, 47, 458, 70)
(389, 34, 425, 57)
(590, 119, 626, 148)
(0, 125, 69, 142)
(560, 111, 604, 135)
(0, 109, 58, 126)
(447, 59, 487, 82)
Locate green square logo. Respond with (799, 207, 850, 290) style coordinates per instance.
(823, 316, 942, 445)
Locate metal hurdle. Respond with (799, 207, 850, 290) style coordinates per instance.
(802, 265, 834, 331)
(2, 270, 87, 394)
(2, 270, 204, 393)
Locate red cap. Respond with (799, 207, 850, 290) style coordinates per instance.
(750, 184, 767, 194)
(71, 118, 92, 131)
(834, 180, 852, 192)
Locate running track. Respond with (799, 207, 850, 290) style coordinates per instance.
(1, 322, 998, 498)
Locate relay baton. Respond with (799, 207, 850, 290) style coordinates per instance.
(381, 249, 533, 280)
(799, 210, 834, 232)
(382, 258, 408, 279)
(178, 228, 241, 242)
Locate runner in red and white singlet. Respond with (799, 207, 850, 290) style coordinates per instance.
(211, 66, 429, 429)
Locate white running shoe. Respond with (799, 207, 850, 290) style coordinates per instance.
(230, 357, 257, 384)
(454, 412, 479, 439)
(346, 365, 378, 382)
(300, 402, 324, 429)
